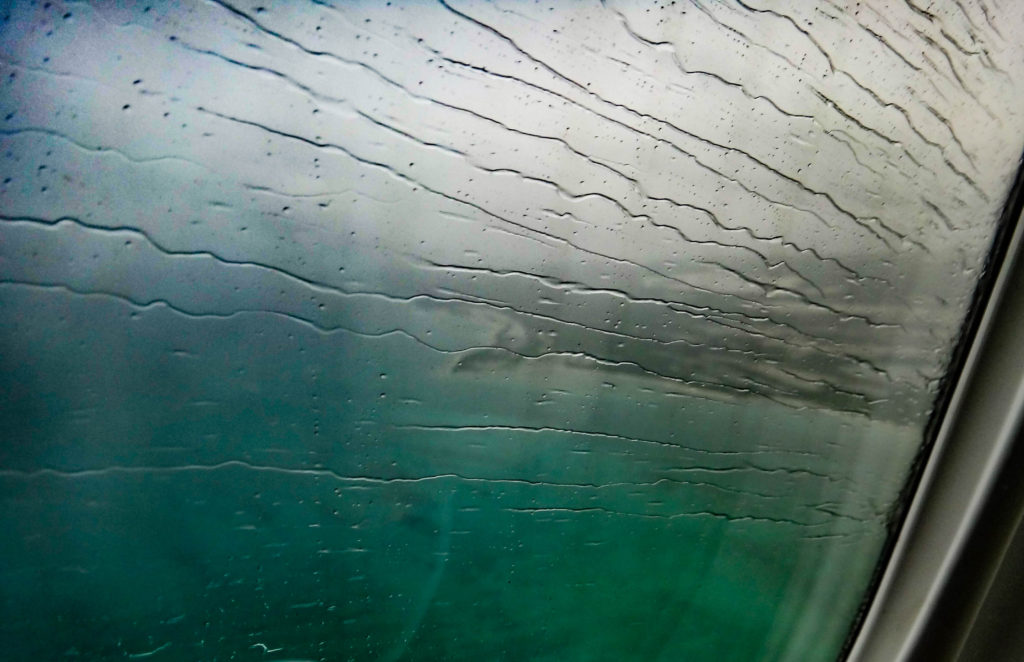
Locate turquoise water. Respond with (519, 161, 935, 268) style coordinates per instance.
(0, 286, 917, 661)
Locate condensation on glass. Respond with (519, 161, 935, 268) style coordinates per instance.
(1, 1, 1023, 661)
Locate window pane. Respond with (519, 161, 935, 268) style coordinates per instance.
(1, 1, 1022, 660)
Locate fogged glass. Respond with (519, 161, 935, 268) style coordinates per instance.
(2, 1, 1023, 660)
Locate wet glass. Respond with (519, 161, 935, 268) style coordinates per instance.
(2, 1, 1023, 660)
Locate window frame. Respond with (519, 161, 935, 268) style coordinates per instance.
(845, 156, 1024, 662)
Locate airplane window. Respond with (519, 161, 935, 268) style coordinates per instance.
(1, 2, 1022, 661)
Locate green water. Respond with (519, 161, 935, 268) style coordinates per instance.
(0, 286, 917, 661)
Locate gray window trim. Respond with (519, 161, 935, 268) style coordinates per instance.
(846, 168, 1024, 662)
